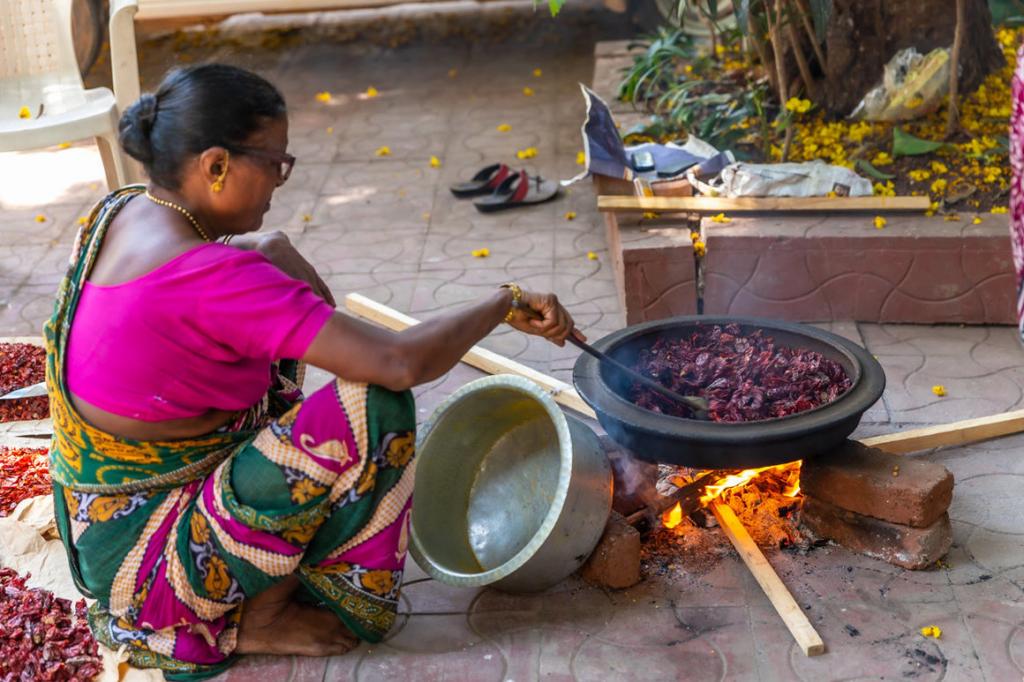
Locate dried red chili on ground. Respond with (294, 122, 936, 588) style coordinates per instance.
(0, 447, 51, 517)
(0, 567, 103, 681)
(0, 343, 49, 423)
(632, 324, 852, 423)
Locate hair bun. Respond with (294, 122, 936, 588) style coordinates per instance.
(118, 93, 159, 164)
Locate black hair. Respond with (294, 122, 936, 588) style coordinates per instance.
(119, 64, 287, 189)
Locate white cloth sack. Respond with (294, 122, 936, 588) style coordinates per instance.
(687, 160, 873, 198)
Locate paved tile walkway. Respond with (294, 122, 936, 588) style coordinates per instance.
(1, 4, 1022, 679)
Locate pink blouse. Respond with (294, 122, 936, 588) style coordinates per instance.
(66, 243, 334, 422)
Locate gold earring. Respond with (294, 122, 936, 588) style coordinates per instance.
(211, 152, 229, 193)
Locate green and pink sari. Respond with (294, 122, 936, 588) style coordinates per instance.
(45, 188, 417, 680)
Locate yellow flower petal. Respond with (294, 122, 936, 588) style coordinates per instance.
(931, 385, 946, 397)
(710, 213, 731, 223)
(326, 127, 334, 134)
(429, 155, 441, 168)
(920, 625, 942, 638)
(576, 150, 586, 165)
(375, 146, 391, 157)
(57, 142, 71, 149)
(642, 211, 658, 220)
(471, 247, 490, 258)
(522, 86, 535, 97)
(77, 216, 88, 226)
(533, 68, 543, 78)
(365, 86, 379, 98)
(587, 251, 598, 261)
(302, 214, 312, 222)
(315, 91, 332, 103)
(991, 206, 1008, 214)
(872, 152, 893, 167)
(874, 216, 887, 230)
(497, 123, 512, 132)
(972, 216, 982, 224)
(18, 106, 31, 119)
(515, 147, 538, 160)
(693, 240, 706, 257)
(34, 214, 46, 223)
(564, 211, 577, 221)
(826, 191, 837, 198)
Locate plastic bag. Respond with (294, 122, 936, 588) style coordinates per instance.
(850, 47, 951, 122)
(687, 160, 873, 197)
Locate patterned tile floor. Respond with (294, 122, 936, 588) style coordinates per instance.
(1, 4, 1022, 679)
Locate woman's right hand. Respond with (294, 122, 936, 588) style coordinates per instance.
(506, 289, 586, 347)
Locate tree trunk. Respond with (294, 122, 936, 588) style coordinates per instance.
(818, 0, 1003, 116)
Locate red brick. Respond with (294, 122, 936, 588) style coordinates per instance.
(800, 496, 952, 570)
(579, 511, 641, 589)
(800, 441, 954, 528)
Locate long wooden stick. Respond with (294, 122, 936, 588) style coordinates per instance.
(859, 409, 1024, 454)
(344, 293, 597, 419)
(712, 501, 826, 656)
(343, 297, 1024, 455)
(597, 195, 931, 214)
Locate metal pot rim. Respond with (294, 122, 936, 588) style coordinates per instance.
(409, 374, 574, 587)
(573, 315, 886, 445)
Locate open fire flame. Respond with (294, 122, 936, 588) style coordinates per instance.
(662, 461, 802, 529)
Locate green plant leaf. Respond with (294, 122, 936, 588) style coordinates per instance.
(808, 0, 831, 42)
(892, 127, 948, 157)
(856, 159, 895, 181)
(547, 0, 563, 17)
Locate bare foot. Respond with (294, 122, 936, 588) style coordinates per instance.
(235, 577, 359, 657)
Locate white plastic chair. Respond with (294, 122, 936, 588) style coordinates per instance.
(0, 0, 135, 191)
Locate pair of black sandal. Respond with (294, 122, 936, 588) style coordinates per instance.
(450, 163, 560, 213)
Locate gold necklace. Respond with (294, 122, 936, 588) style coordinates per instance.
(144, 190, 212, 242)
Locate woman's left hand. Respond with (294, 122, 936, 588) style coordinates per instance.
(255, 231, 336, 306)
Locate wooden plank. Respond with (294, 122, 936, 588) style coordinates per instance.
(597, 195, 931, 214)
(859, 409, 1024, 454)
(711, 501, 826, 657)
(343, 294, 597, 420)
(346, 296, 1024, 454)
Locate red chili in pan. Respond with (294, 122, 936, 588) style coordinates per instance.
(632, 324, 852, 422)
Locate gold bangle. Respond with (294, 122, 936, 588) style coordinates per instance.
(500, 282, 522, 323)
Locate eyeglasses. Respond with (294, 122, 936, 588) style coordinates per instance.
(228, 145, 296, 183)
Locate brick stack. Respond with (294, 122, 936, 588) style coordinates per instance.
(799, 441, 954, 569)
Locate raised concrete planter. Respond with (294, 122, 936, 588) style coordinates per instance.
(590, 40, 1017, 326)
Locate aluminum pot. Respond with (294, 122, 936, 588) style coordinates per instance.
(409, 375, 612, 592)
